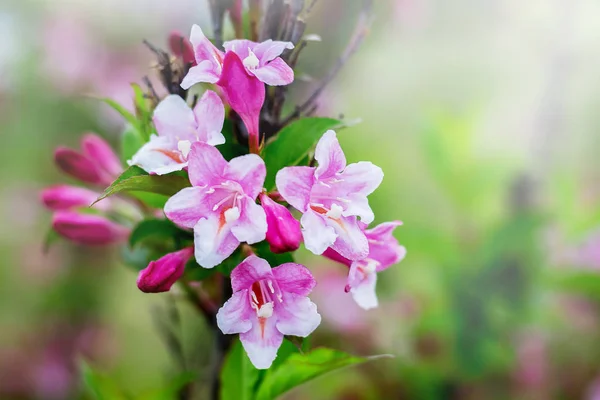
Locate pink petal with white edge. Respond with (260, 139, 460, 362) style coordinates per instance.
(153, 95, 197, 141)
(128, 135, 187, 175)
(216, 290, 253, 334)
(181, 60, 220, 89)
(164, 186, 212, 229)
(329, 215, 369, 261)
(253, 40, 294, 64)
(223, 39, 258, 59)
(314, 130, 346, 179)
(231, 255, 273, 292)
(253, 57, 294, 86)
(230, 197, 267, 244)
(276, 292, 321, 337)
(193, 90, 225, 145)
(240, 315, 283, 369)
(348, 265, 378, 310)
(187, 142, 228, 187)
(225, 154, 266, 199)
(272, 263, 316, 296)
(339, 161, 384, 197)
(193, 216, 240, 269)
(300, 210, 337, 255)
(189, 24, 224, 66)
(275, 166, 315, 212)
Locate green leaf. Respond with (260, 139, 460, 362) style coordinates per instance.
(219, 119, 247, 161)
(221, 340, 261, 400)
(255, 348, 392, 400)
(129, 219, 190, 248)
(43, 228, 60, 253)
(120, 245, 156, 271)
(94, 166, 190, 205)
(263, 117, 345, 190)
(132, 83, 153, 141)
(217, 248, 245, 276)
(549, 270, 600, 301)
(135, 371, 196, 400)
(129, 192, 170, 209)
(80, 360, 129, 400)
(101, 97, 138, 127)
(121, 124, 145, 164)
(252, 241, 294, 266)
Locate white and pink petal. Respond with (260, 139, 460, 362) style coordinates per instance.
(272, 263, 316, 296)
(314, 130, 346, 179)
(216, 290, 253, 334)
(275, 293, 321, 337)
(300, 210, 337, 255)
(193, 216, 240, 269)
(275, 166, 315, 212)
(231, 256, 273, 292)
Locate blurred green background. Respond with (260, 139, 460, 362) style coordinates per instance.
(2, 0, 600, 399)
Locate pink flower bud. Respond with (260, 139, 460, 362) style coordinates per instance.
(41, 185, 101, 211)
(81, 133, 123, 178)
(260, 193, 302, 253)
(168, 31, 195, 65)
(217, 51, 265, 154)
(137, 247, 193, 293)
(52, 211, 129, 245)
(54, 147, 104, 185)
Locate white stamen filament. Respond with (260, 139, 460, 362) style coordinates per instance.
(267, 280, 275, 293)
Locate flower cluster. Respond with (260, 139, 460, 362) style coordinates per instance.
(41, 20, 404, 371)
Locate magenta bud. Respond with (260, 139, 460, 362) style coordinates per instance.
(81, 133, 122, 178)
(168, 31, 196, 65)
(54, 147, 104, 185)
(260, 193, 302, 254)
(217, 52, 265, 154)
(52, 211, 129, 245)
(137, 247, 194, 293)
(41, 185, 102, 211)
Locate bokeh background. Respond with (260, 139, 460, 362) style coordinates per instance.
(2, 0, 600, 398)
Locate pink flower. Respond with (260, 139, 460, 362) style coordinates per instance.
(129, 91, 225, 175)
(216, 256, 321, 369)
(276, 130, 384, 260)
(137, 247, 193, 293)
(168, 31, 195, 65)
(52, 211, 129, 245)
(323, 221, 405, 309)
(180, 24, 294, 89)
(54, 133, 122, 186)
(41, 185, 104, 211)
(164, 142, 267, 268)
(259, 193, 302, 253)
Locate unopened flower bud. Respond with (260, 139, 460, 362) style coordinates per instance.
(137, 247, 193, 293)
(260, 193, 301, 253)
(41, 185, 102, 211)
(168, 31, 195, 65)
(81, 133, 123, 178)
(54, 147, 104, 186)
(52, 211, 129, 245)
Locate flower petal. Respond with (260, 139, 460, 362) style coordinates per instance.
(348, 263, 378, 310)
(164, 186, 211, 229)
(81, 133, 122, 177)
(301, 210, 337, 255)
(339, 161, 384, 197)
(187, 142, 228, 187)
(329, 215, 369, 261)
(275, 166, 315, 212)
(189, 24, 224, 67)
(216, 289, 253, 334)
(152, 95, 197, 140)
(240, 316, 282, 369)
(52, 211, 129, 245)
(272, 263, 316, 296)
(341, 194, 374, 224)
(321, 247, 352, 267)
(365, 221, 406, 271)
(223, 39, 258, 59)
(253, 40, 294, 64)
(314, 130, 346, 179)
(181, 60, 220, 89)
(193, 216, 240, 269)
(129, 135, 187, 175)
(225, 154, 266, 199)
(41, 185, 102, 211)
(276, 293, 321, 337)
(231, 197, 267, 244)
(193, 90, 225, 145)
(253, 57, 294, 86)
(231, 255, 273, 292)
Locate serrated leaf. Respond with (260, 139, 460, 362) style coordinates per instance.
(121, 124, 145, 164)
(221, 340, 261, 400)
(129, 219, 191, 248)
(80, 360, 129, 400)
(94, 166, 190, 205)
(255, 348, 392, 400)
(263, 117, 345, 190)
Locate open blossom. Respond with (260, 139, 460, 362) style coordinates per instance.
(137, 247, 193, 293)
(259, 193, 302, 253)
(129, 91, 225, 175)
(276, 130, 384, 260)
(164, 142, 267, 268)
(180, 24, 294, 89)
(323, 221, 405, 309)
(216, 256, 321, 369)
(54, 133, 122, 186)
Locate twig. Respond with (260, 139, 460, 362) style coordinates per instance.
(281, 0, 373, 125)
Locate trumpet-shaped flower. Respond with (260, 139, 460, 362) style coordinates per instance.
(276, 130, 384, 260)
(216, 256, 321, 369)
(323, 221, 406, 309)
(129, 91, 225, 175)
(180, 24, 294, 89)
(164, 143, 267, 268)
